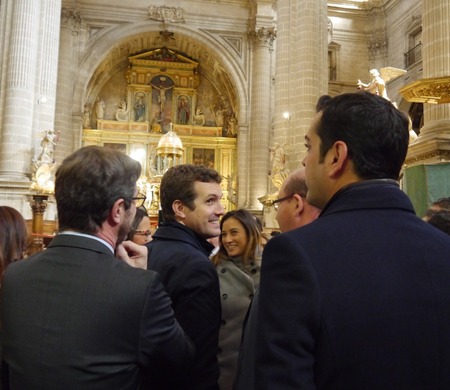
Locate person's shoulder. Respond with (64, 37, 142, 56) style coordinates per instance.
(150, 240, 214, 269)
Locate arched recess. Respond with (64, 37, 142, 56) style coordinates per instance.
(73, 22, 248, 129)
(71, 22, 249, 210)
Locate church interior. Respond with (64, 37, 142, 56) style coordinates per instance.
(1, 0, 449, 243)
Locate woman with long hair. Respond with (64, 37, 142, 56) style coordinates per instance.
(212, 209, 262, 389)
(0, 206, 28, 280)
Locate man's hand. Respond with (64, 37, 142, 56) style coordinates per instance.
(116, 240, 148, 269)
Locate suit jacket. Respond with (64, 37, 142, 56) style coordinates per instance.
(144, 221, 221, 390)
(1, 234, 194, 390)
(236, 180, 450, 390)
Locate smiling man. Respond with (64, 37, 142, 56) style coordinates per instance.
(143, 164, 224, 390)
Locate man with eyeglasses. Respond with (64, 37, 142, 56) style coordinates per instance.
(1, 146, 194, 389)
(272, 167, 321, 233)
(234, 167, 320, 390)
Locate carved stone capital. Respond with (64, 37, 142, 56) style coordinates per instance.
(61, 8, 81, 32)
(248, 27, 276, 48)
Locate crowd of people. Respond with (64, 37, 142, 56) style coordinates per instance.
(2, 92, 450, 389)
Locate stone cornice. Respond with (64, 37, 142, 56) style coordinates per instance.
(405, 135, 450, 166)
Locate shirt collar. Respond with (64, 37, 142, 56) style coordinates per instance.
(58, 231, 115, 254)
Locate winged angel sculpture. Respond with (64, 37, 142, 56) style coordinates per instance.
(357, 67, 406, 101)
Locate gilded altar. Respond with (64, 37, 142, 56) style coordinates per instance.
(82, 47, 238, 215)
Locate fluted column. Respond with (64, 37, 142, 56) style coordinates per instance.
(33, 0, 62, 154)
(248, 27, 275, 208)
(0, 0, 40, 180)
(237, 125, 250, 207)
(402, 0, 450, 215)
(273, 0, 328, 170)
(54, 7, 81, 162)
(420, 0, 450, 137)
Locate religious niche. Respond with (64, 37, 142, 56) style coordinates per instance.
(83, 46, 239, 214)
(88, 46, 238, 138)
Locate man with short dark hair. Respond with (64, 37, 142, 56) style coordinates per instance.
(423, 196, 450, 221)
(144, 164, 224, 390)
(427, 210, 450, 236)
(238, 92, 450, 389)
(1, 146, 194, 389)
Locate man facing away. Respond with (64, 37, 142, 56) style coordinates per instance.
(1, 146, 194, 390)
(238, 92, 450, 389)
(234, 167, 320, 389)
(143, 164, 224, 389)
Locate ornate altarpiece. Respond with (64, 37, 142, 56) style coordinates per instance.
(82, 47, 237, 220)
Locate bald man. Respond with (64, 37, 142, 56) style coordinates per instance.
(273, 168, 321, 232)
(233, 168, 320, 389)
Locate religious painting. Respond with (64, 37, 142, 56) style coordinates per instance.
(149, 75, 175, 132)
(103, 143, 127, 154)
(193, 148, 215, 169)
(133, 92, 147, 122)
(176, 95, 191, 125)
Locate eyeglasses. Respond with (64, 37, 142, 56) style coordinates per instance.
(272, 194, 295, 211)
(134, 230, 152, 238)
(271, 193, 306, 211)
(132, 196, 146, 208)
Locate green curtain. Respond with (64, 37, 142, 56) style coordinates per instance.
(404, 163, 450, 218)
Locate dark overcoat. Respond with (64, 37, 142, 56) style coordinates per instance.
(236, 180, 450, 390)
(144, 221, 221, 390)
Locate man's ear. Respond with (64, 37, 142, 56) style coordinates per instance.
(328, 141, 349, 178)
(172, 200, 186, 220)
(109, 198, 125, 225)
(292, 193, 305, 214)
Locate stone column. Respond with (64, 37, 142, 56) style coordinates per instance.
(272, 0, 328, 171)
(248, 27, 276, 208)
(33, 0, 62, 157)
(420, 0, 450, 137)
(402, 0, 450, 214)
(0, 0, 40, 180)
(54, 7, 81, 162)
(237, 125, 250, 207)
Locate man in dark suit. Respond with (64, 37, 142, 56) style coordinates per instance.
(1, 146, 194, 390)
(143, 164, 224, 389)
(234, 167, 320, 389)
(236, 92, 450, 389)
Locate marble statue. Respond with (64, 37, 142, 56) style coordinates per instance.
(83, 103, 91, 128)
(115, 101, 129, 122)
(357, 69, 389, 100)
(357, 67, 407, 101)
(193, 107, 206, 126)
(95, 97, 106, 119)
